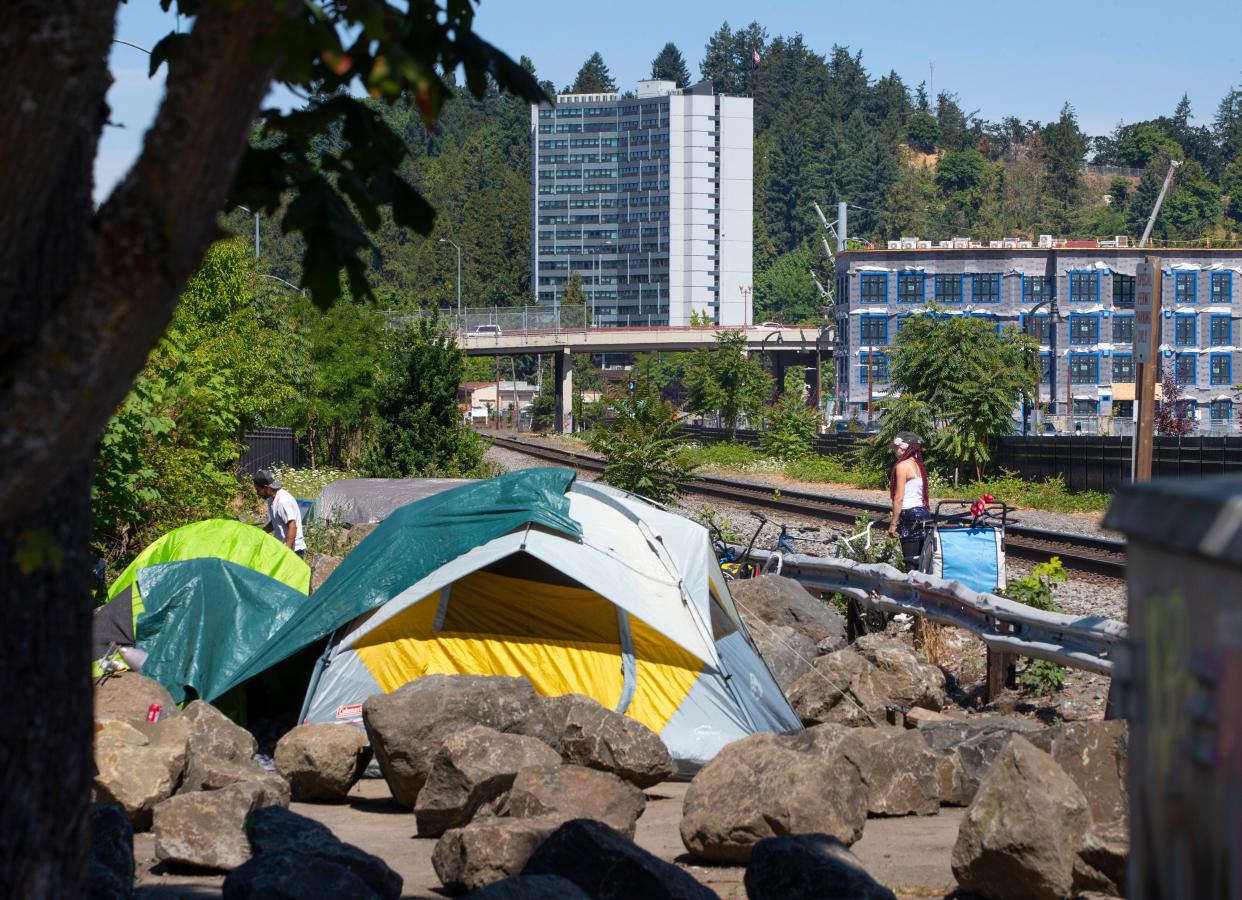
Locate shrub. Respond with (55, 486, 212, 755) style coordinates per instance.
(1003, 558, 1068, 694)
(588, 387, 697, 503)
(759, 370, 820, 460)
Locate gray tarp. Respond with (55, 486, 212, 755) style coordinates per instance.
(313, 478, 473, 525)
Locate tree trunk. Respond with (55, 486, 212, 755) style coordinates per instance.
(0, 463, 95, 896)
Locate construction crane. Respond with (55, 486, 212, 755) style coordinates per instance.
(1138, 159, 1182, 248)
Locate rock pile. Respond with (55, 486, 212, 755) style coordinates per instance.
(92, 673, 376, 886)
(362, 675, 676, 892)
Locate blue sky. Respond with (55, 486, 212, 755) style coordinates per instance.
(98, 0, 1242, 202)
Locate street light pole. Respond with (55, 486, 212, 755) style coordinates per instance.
(439, 238, 462, 328)
(238, 206, 260, 261)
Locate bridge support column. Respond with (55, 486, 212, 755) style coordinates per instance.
(773, 354, 788, 396)
(554, 348, 573, 433)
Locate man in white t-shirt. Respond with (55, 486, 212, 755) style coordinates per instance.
(252, 470, 307, 558)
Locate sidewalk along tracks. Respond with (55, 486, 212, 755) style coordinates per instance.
(485, 434, 1128, 580)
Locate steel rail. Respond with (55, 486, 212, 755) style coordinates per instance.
(486, 434, 1127, 578)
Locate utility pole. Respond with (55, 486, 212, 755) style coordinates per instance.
(1133, 258, 1162, 480)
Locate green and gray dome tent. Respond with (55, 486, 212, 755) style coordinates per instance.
(297, 467, 801, 769)
(92, 519, 310, 671)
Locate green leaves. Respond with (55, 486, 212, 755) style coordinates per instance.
(588, 387, 696, 504)
(684, 331, 773, 433)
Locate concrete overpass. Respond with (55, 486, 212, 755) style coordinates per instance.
(456, 325, 830, 434)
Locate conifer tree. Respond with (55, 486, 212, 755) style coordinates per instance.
(650, 42, 691, 87)
(572, 52, 617, 93)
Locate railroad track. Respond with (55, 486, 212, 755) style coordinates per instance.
(486, 434, 1128, 580)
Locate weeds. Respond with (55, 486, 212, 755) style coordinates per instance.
(1003, 558, 1069, 694)
(271, 465, 360, 500)
(1019, 659, 1067, 696)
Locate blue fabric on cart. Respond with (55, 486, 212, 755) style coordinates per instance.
(938, 528, 1001, 594)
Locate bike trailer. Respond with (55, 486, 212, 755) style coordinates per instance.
(919, 501, 1008, 594)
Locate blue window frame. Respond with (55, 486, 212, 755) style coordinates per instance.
(1070, 314, 1099, 345)
(1112, 274, 1136, 307)
(1072, 398, 1099, 416)
(1039, 352, 1051, 384)
(1210, 354, 1232, 386)
(1174, 314, 1197, 346)
(1112, 354, 1134, 383)
(1210, 315, 1233, 346)
(1112, 314, 1134, 344)
(1211, 271, 1232, 303)
(859, 273, 889, 304)
(897, 272, 926, 303)
(971, 273, 1001, 303)
(1069, 353, 1099, 384)
(1022, 275, 1053, 304)
(934, 273, 963, 303)
(1175, 352, 1196, 385)
(860, 315, 889, 344)
(1069, 271, 1099, 303)
(1210, 399, 1233, 422)
(858, 352, 889, 384)
(1175, 271, 1198, 304)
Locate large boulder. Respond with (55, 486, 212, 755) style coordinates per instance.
(182, 700, 258, 762)
(223, 850, 380, 900)
(181, 754, 290, 808)
(464, 875, 590, 899)
(952, 736, 1092, 900)
(541, 693, 675, 788)
(741, 617, 817, 691)
(415, 726, 561, 837)
(1027, 720, 1128, 827)
(728, 574, 846, 649)
(274, 724, 371, 803)
(362, 675, 555, 807)
(246, 806, 402, 899)
(679, 730, 867, 863)
(919, 717, 1043, 806)
(1073, 820, 1128, 898)
(309, 553, 342, 593)
(153, 784, 265, 871)
(505, 765, 646, 839)
(809, 725, 940, 817)
(786, 648, 890, 728)
(852, 634, 946, 710)
(93, 720, 184, 829)
(744, 834, 897, 900)
(94, 672, 180, 728)
(524, 819, 718, 900)
(88, 804, 134, 900)
(433, 816, 567, 893)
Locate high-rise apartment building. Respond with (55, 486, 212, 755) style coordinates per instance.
(531, 80, 753, 326)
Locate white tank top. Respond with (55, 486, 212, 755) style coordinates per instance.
(902, 477, 925, 510)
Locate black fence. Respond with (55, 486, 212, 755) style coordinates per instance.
(681, 424, 1242, 493)
(238, 427, 301, 476)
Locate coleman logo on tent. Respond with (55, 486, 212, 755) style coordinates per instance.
(335, 704, 363, 720)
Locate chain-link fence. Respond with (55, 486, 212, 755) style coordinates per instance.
(392, 305, 672, 334)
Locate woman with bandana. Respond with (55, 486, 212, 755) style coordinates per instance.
(887, 431, 931, 568)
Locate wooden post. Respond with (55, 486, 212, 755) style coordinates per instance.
(985, 645, 1017, 701)
(1134, 257, 1162, 481)
(493, 355, 501, 430)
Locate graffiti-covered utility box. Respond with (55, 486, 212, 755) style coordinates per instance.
(1104, 476, 1242, 900)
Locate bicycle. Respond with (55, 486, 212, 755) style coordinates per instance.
(760, 523, 829, 576)
(711, 514, 768, 581)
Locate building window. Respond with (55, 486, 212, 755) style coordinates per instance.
(1112, 274, 1136, 306)
(1114, 400, 1134, 418)
(1112, 354, 1135, 383)
(1070, 354, 1099, 384)
(1174, 399, 1198, 420)
(1210, 315, 1233, 346)
(934, 273, 962, 303)
(1112, 315, 1134, 344)
(858, 352, 889, 384)
(971, 273, 1001, 303)
(897, 272, 925, 303)
(1039, 353, 1051, 385)
(1023, 275, 1052, 304)
(1174, 314, 1197, 346)
(1210, 399, 1233, 423)
(1211, 271, 1232, 303)
(1072, 398, 1099, 416)
(1210, 354, 1232, 386)
(1025, 314, 1053, 344)
(1175, 352, 1196, 385)
(1175, 272, 1198, 304)
(860, 315, 889, 344)
(1070, 315, 1099, 345)
(859, 273, 888, 304)
(1069, 271, 1097, 303)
